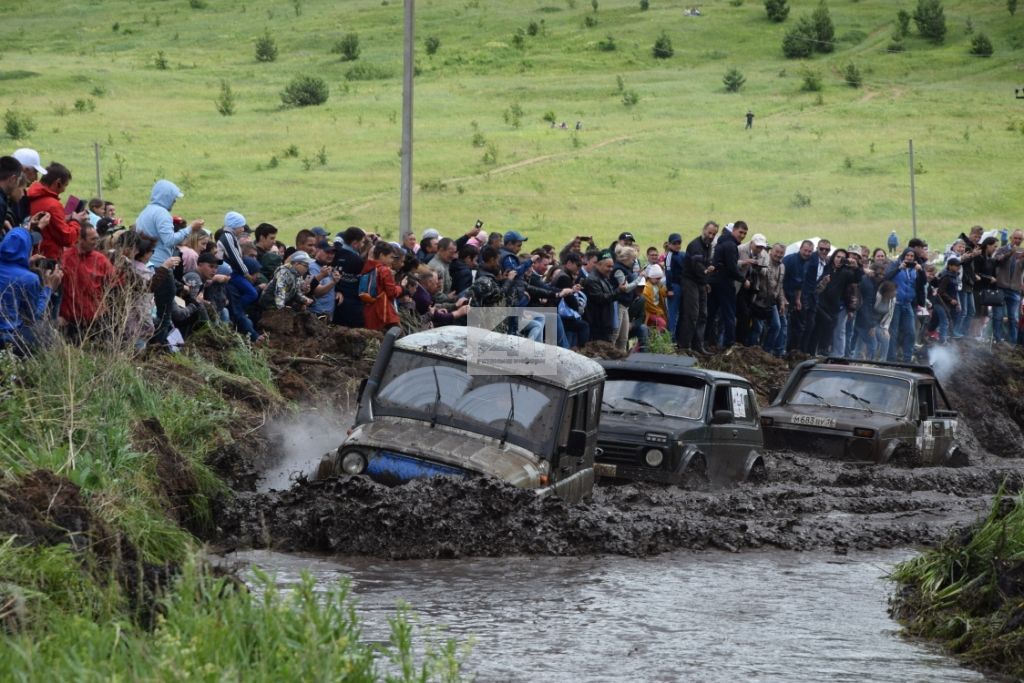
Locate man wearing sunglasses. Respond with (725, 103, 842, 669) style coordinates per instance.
(799, 239, 832, 353)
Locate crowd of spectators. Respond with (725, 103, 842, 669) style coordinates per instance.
(0, 152, 1019, 363)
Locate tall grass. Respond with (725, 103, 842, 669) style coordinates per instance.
(890, 484, 1024, 678)
(0, 561, 466, 682)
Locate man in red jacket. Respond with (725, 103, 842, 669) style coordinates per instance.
(27, 162, 87, 261)
(60, 224, 114, 336)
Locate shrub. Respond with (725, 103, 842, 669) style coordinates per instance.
(344, 63, 393, 80)
(333, 33, 360, 61)
(782, 18, 815, 58)
(622, 89, 640, 106)
(254, 29, 278, 62)
(791, 192, 812, 208)
(424, 36, 440, 55)
(652, 31, 674, 59)
(970, 32, 993, 56)
(765, 0, 789, 22)
(215, 80, 235, 116)
(189, 0, 207, 8)
(1011, 0, 1019, 16)
(280, 75, 329, 107)
(511, 31, 525, 50)
(639, 0, 649, 10)
(896, 9, 911, 36)
(503, 102, 524, 128)
(527, 21, 540, 36)
(482, 142, 498, 165)
(843, 63, 862, 87)
(723, 67, 746, 92)
(3, 109, 36, 139)
(471, 131, 486, 147)
(597, 35, 616, 51)
(583, 15, 598, 27)
(913, 0, 946, 44)
(542, 110, 557, 123)
(154, 51, 169, 70)
(800, 66, 822, 92)
(887, 38, 906, 53)
(811, 1, 835, 53)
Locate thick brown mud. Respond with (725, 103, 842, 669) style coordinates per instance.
(214, 452, 1024, 559)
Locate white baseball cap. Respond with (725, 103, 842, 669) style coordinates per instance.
(12, 148, 46, 175)
(751, 233, 768, 247)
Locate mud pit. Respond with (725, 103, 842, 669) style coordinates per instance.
(210, 318, 1024, 561)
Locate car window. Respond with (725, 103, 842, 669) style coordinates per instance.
(728, 385, 756, 424)
(787, 370, 911, 416)
(603, 379, 707, 420)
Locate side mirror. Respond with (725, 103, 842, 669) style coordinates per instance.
(767, 387, 780, 404)
(711, 410, 734, 425)
(566, 429, 587, 457)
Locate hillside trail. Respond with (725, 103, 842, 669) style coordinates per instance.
(290, 133, 636, 222)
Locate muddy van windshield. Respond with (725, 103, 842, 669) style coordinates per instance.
(373, 351, 563, 452)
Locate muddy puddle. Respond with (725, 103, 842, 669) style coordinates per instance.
(223, 548, 991, 682)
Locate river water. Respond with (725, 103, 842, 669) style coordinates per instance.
(226, 548, 988, 682)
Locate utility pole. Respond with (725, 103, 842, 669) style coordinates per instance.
(908, 139, 917, 240)
(94, 142, 102, 200)
(399, 0, 414, 240)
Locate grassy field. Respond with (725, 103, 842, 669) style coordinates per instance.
(2, 0, 1021, 250)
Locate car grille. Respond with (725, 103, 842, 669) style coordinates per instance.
(596, 440, 644, 466)
(765, 429, 875, 462)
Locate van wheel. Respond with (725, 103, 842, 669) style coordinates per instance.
(747, 459, 767, 484)
(947, 447, 969, 468)
(680, 455, 709, 489)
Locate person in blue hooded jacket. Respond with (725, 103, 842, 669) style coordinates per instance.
(136, 179, 205, 269)
(0, 227, 63, 354)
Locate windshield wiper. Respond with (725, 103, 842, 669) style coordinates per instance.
(840, 389, 874, 414)
(622, 396, 666, 417)
(429, 367, 442, 429)
(799, 389, 834, 408)
(499, 383, 515, 447)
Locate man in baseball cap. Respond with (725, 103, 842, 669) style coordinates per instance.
(8, 149, 44, 227)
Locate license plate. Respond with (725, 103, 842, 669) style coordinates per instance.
(791, 414, 837, 428)
(594, 463, 618, 478)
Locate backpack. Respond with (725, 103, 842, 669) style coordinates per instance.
(358, 267, 379, 303)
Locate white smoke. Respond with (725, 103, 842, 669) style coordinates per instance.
(927, 345, 959, 384)
(257, 408, 354, 491)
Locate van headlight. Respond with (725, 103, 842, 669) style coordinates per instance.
(644, 448, 664, 467)
(341, 451, 367, 475)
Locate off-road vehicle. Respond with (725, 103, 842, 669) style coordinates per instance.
(317, 326, 606, 502)
(594, 354, 766, 485)
(760, 357, 965, 466)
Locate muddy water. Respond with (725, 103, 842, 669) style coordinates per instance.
(227, 549, 988, 682)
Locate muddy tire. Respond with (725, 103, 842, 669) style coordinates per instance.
(747, 459, 767, 484)
(947, 447, 969, 468)
(680, 455, 709, 489)
(890, 442, 923, 468)
(314, 453, 337, 481)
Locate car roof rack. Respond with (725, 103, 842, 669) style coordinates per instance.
(818, 356, 936, 377)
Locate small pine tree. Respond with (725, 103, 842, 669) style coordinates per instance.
(255, 29, 278, 62)
(154, 51, 169, 70)
(764, 0, 789, 22)
(896, 9, 911, 36)
(782, 17, 815, 58)
(639, 0, 649, 9)
(799, 66, 823, 92)
(424, 36, 440, 55)
(652, 31, 674, 59)
(1010, 0, 1018, 16)
(970, 32, 993, 56)
(811, 1, 835, 53)
(280, 75, 330, 107)
(842, 63, 862, 87)
(913, 0, 946, 44)
(723, 67, 746, 92)
(215, 80, 236, 116)
(334, 33, 360, 61)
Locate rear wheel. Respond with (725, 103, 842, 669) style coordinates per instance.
(747, 458, 767, 484)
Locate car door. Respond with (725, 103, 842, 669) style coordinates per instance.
(916, 381, 955, 464)
(707, 383, 753, 481)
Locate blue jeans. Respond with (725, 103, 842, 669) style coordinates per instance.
(831, 308, 848, 358)
(887, 301, 915, 362)
(855, 323, 877, 360)
(227, 274, 260, 341)
(761, 306, 784, 356)
(1001, 289, 1020, 344)
(954, 291, 972, 337)
(934, 306, 951, 342)
(667, 282, 682, 335)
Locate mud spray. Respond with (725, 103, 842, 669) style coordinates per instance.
(258, 409, 354, 492)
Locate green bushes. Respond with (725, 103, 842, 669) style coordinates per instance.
(280, 75, 329, 107)
(765, 0, 789, 23)
(4, 108, 36, 139)
(425, 35, 441, 55)
(652, 31, 674, 59)
(970, 33, 993, 57)
(842, 63, 862, 88)
(345, 63, 393, 81)
(723, 67, 746, 92)
(333, 32, 361, 61)
(913, 0, 946, 44)
(782, 1, 833, 58)
(215, 80, 235, 116)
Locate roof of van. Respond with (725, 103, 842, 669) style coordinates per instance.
(394, 326, 605, 390)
